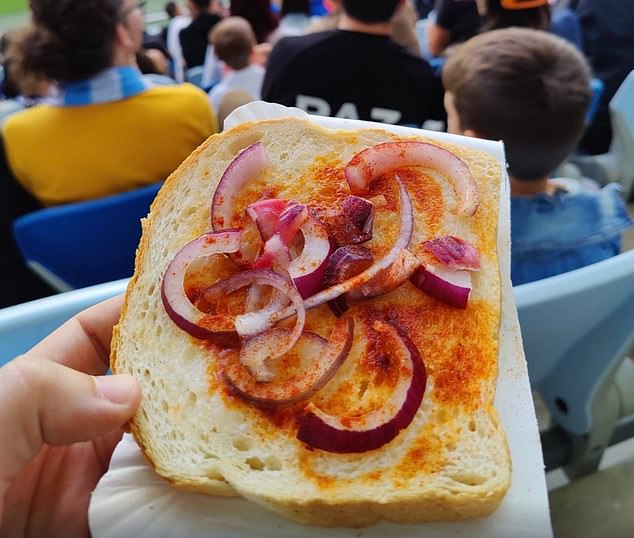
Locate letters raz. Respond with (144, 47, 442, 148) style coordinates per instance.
(296, 95, 403, 124)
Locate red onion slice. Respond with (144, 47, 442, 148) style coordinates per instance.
(246, 198, 287, 241)
(323, 245, 374, 316)
(252, 234, 292, 272)
(423, 235, 481, 271)
(211, 142, 267, 230)
(344, 141, 479, 217)
(239, 328, 295, 381)
(324, 245, 374, 287)
(410, 264, 472, 309)
(270, 177, 413, 323)
(288, 216, 331, 298)
(202, 269, 305, 336)
(297, 320, 426, 453)
(350, 248, 420, 299)
(201, 269, 306, 381)
(314, 196, 375, 246)
(253, 203, 308, 272)
(224, 319, 354, 408)
(276, 202, 308, 245)
(161, 230, 243, 340)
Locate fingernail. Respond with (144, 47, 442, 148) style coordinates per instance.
(95, 375, 138, 405)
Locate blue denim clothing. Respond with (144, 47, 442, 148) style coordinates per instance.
(511, 182, 633, 286)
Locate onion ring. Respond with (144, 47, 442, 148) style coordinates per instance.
(161, 229, 243, 340)
(344, 141, 479, 216)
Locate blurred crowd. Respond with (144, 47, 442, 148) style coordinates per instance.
(0, 0, 633, 307)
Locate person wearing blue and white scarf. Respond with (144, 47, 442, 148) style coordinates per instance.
(1, 0, 217, 207)
(0, 0, 217, 308)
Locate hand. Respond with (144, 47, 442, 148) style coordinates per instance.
(0, 296, 141, 538)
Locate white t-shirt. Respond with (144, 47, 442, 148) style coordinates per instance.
(208, 64, 265, 112)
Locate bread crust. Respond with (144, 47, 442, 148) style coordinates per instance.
(111, 118, 510, 527)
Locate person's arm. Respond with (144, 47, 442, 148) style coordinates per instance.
(426, 21, 451, 57)
(426, 0, 454, 57)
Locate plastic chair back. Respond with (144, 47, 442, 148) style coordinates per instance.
(415, 18, 432, 60)
(610, 69, 634, 198)
(0, 279, 128, 366)
(12, 183, 161, 291)
(569, 69, 634, 201)
(185, 65, 205, 89)
(586, 78, 604, 124)
(514, 249, 634, 435)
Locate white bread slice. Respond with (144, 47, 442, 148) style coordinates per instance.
(111, 118, 510, 527)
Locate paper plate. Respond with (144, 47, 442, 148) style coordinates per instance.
(223, 101, 309, 131)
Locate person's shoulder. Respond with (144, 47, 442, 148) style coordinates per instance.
(583, 182, 632, 214)
(2, 104, 57, 134)
(275, 30, 339, 52)
(200, 12, 222, 29)
(145, 83, 210, 103)
(384, 39, 436, 74)
(179, 20, 194, 35)
(514, 180, 632, 231)
(245, 63, 266, 76)
(138, 84, 217, 131)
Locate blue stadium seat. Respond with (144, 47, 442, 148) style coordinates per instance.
(586, 77, 604, 124)
(12, 183, 161, 291)
(570, 70, 634, 201)
(185, 65, 205, 89)
(0, 279, 128, 366)
(514, 248, 634, 477)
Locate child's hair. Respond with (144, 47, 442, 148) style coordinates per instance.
(341, 0, 401, 24)
(443, 28, 591, 180)
(210, 17, 256, 71)
(165, 1, 180, 17)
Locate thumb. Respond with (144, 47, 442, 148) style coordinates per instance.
(0, 355, 141, 484)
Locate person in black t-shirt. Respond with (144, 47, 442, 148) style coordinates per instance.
(427, 0, 481, 57)
(262, 0, 445, 127)
(179, 0, 222, 68)
(574, 0, 634, 154)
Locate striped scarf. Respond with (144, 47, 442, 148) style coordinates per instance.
(55, 66, 153, 107)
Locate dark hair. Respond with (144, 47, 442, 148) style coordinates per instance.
(443, 28, 591, 180)
(1, 31, 21, 98)
(281, 0, 310, 17)
(210, 17, 255, 70)
(341, 0, 401, 23)
(482, 0, 551, 32)
(10, 0, 122, 84)
(190, 0, 211, 9)
(165, 1, 179, 17)
(230, 0, 278, 44)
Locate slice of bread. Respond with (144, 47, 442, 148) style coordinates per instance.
(111, 118, 510, 527)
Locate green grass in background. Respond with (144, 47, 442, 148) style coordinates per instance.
(0, 0, 28, 17)
(0, 0, 169, 32)
(0, 0, 169, 17)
